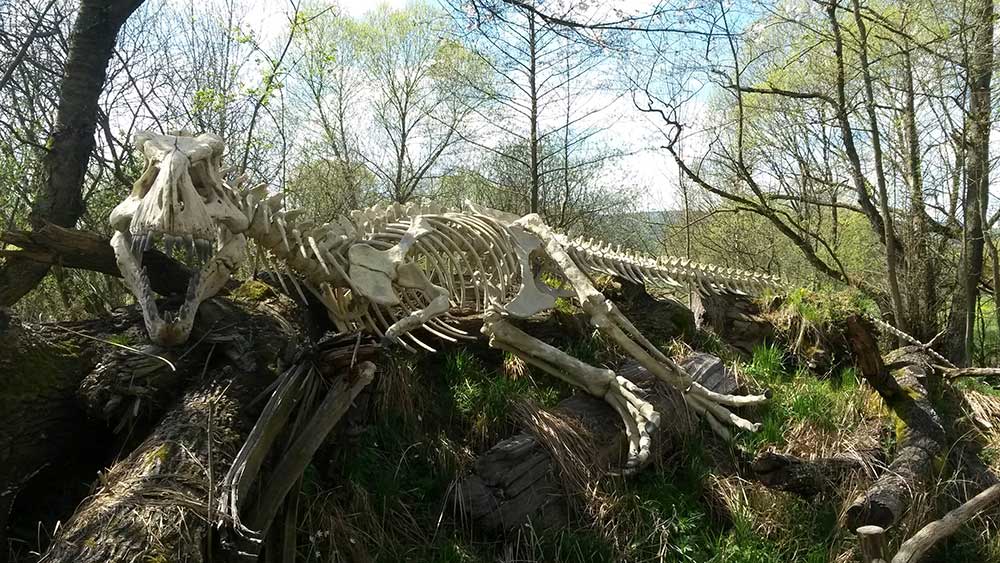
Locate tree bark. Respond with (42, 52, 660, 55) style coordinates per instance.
(0, 311, 123, 561)
(1, 224, 198, 296)
(900, 46, 937, 342)
(527, 8, 540, 214)
(945, 0, 994, 365)
(0, 0, 145, 307)
(845, 317, 946, 530)
(750, 451, 871, 498)
(452, 354, 732, 533)
(850, 0, 906, 333)
(37, 293, 306, 562)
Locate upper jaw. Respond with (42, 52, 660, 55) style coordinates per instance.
(127, 228, 216, 271)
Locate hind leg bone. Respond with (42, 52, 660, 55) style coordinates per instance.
(515, 213, 768, 440)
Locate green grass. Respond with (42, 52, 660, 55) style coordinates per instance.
(784, 287, 875, 328)
(573, 436, 842, 563)
(739, 344, 870, 452)
(301, 336, 887, 562)
(442, 348, 561, 444)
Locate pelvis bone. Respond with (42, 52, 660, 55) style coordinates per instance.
(110, 131, 249, 346)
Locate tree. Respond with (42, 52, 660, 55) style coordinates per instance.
(355, 5, 479, 203)
(447, 0, 627, 226)
(288, 5, 371, 212)
(0, 0, 146, 307)
(468, 136, 638, 234)
(626, 0, 999, 364)
(944, 0, 994, 365)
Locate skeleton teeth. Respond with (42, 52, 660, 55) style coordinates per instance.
(196, 239, 211, 264)
(134, 234, 147, 267)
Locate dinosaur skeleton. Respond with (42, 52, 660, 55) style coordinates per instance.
(110, 131, 786, 470)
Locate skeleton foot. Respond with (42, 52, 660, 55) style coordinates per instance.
(604, 374, 660, 472)
(482, 310, 659, 472)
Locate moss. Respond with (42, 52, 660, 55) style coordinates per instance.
(107, 333, 135, 346)
(0, 329, 83, 402)
(229, 279, 275, 303)
(148, 444, 170, 465)
(783, 287, 875, 328)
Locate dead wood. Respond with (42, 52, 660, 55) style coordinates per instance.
(857, 525, 889, 563)
(452, 353, 733, 533)
(36, 295, 302, 563)
(1, 224, 200, 296)
(891, 483, 1000, 563)
(692, 292, 773, 355)
(0, 310, 124, 558)
(942, 366, 1000, 379)
(845, 315, 947, 530)
(750, 451, 872, 498)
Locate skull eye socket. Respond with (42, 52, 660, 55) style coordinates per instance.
(189, 159, 216, 201)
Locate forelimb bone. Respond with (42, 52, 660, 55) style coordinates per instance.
(348, 216, 452, 346)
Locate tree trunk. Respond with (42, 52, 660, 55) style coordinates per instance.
(1, 224, 198, 296)
(900, 46, 937, 342)
(0, 311, 123, 560)
(946, 0, 994, 365)
(850, 0, 906, 333)
(826, 2, 890, 251)
(527, 8, 540, 214)
(750, 451, 873, 498)
(2, 279, 320, 562)
(0, 0, 145, 307)
(845, 317, 946, 530)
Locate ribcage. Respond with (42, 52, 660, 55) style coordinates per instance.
(353, 213, 523, 351)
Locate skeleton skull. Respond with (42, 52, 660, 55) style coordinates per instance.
(110, 131, 249, 346)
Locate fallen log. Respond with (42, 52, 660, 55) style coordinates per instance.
(38, 295, 302, 563)
(1, 224, 198, 296)
(0, 307, 140, 558)
(845, 316, 946, 530)
(750, 451, 872, 498)
(452, 353, 733, 533)
(891, 483, 1000, 563)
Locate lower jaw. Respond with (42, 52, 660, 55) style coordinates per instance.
(138, 271, 203, 347)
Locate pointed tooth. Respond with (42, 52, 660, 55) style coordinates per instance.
(133, 235, 144, 266)
(196, 240, 209, 263)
